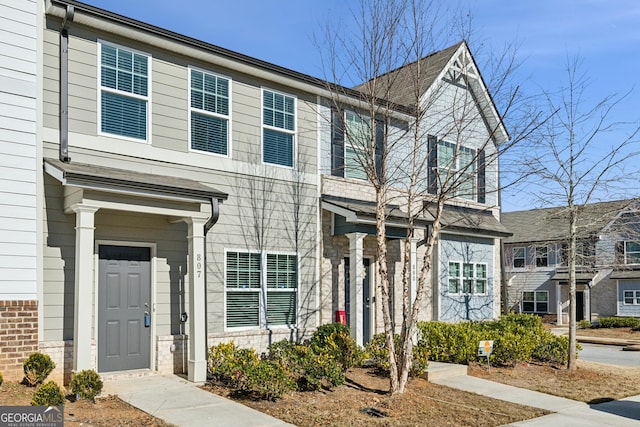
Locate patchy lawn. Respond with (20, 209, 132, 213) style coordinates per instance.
(577, 327, 640, 341)
(469, 361, 640, 404)
(0, 381, 174, 427)
(204, 367, 548, 427)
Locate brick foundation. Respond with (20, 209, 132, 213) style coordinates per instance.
(156, 335, 187, 375)
(0, 300, 38, 381)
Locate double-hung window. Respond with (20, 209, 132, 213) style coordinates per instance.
(624, 290, 640, 305)
(344, 110, 369, 180)
(225, 251, 298, 328)
(437, 141, 476, 200)
(512, 247, 525, 268)
(190, 69, 230, 155)
(522, 291, 548, 313)
(99, 42, 149, 141)
(449, 262, 487, 294)
(535, 246, 548, 267)
(263, 89, 295, 167)
(624, 241, 640, 265)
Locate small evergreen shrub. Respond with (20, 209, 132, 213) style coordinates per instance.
(0, 372, 3, 386)
(208, 342, 259, 388)
(244, 359, 295, 400)
(23, 353, 56, 386)
(364, 333, 429, 376)
(309, 323, 363, 370)
(31, 381, 65, 406)
(597, 317, 640, 329)
(70, 370, 103, 401)
(578, 319, 592, 329)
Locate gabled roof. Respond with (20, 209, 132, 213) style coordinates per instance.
(353, 41, 509, 144)
(353, 42, 463, 108)
(502, 199, 638, 244)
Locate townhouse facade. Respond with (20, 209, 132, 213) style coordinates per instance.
(502, 200, 640, 324)
(0, 0, 511, 382)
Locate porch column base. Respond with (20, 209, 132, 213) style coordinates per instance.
(188, 359, 207, 383)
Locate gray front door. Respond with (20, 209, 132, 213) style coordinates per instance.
(98, 245, 151, 372)
(345, 257, 372, 344)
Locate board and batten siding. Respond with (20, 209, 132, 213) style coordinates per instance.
(0, 0, 38, 299)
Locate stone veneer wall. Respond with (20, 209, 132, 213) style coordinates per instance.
(156, 335, 187, 375)
(208, 329, 313, 354)
(0, 301, 38, 381)
(38, 340, 75, 384)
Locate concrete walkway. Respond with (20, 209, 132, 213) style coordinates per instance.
(103, 374, 293, 427)
(103, 363, 640, 427)
(430, 366, 640, 427)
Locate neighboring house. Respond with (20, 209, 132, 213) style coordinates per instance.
(0, 0, 511, 382)
(0, 0, 41, 382)
(319, 41, 511, 346)
(502, 199, 640, 324)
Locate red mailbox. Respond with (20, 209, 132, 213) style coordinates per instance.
(335, 310, 346, 325)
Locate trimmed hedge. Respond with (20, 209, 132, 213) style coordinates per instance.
(418, 314, 576, 366)
(596, 317, 640, 329)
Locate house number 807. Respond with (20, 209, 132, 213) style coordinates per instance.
(196, 254, 202, 277)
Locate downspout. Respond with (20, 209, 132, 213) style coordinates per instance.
(59, 5, 74, 162)
(199, 197, 220, 351)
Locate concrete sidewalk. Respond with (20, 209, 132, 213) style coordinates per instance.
(103, 374, 293, 427)
(431, 372, 640, 427)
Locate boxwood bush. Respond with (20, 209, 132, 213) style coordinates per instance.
(23, 353, 56, 386)
(31, 381, 65, 406)
(417, 314, 576, 366)
(596, 317, 640, 329)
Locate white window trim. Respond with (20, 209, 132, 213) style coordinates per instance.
(97, 39, 152, 144)
(437, 140, 476, 201)
(535, 245, 549, 268)
(624, 241, 640, 265)
(447, 261, 489, 296)
(623, 289, 640, 305)
(261, 87, 297, 169)
(522, 290, 549, 313)
(188, 66, 232, 158)
(223, 248, 299, 331)
(512, 246, 526, 269)
(343, 109, 370, 181)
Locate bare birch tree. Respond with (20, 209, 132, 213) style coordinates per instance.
(523, 57, 640, 370)
(319, 0, 541, 394)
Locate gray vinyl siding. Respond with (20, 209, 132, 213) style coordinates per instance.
(438, 235, 495, 321)
(617, 280, 640, 317)
(0, 0, 38, 299)
(506, 270, 556, 313)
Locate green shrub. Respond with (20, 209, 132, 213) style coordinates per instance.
(364, 333, 429, 376)
(417, 314, 576, 367)
(578, 319, 592, 329)
(208, 342, 259, 388)
(598, 317, 640, 329)
(244, 359, 295, 400)
(70, 370, 103, 402)
(268, 339, 345, 391)
(23, 353, 56, 386)
(31, 381, 65, 406)
(0, 372, 3, 386)
(309, 323, 363, 370)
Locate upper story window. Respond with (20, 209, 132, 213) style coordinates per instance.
(512, 247, 525, 268)
(535, 246, 548, 267)
(190, 69, 230, 155)
(437, 140, 476, 200)
(263, 89, 295, 167)
(344, 111, 369, 180)
(99, 42, 149, 141)
(624, 241, 640, 265)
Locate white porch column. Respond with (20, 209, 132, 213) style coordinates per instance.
(556, 283, 563, 325)
(185, 217, 207, 382)
(185, 217, 208, 382)
(584, 285, 591, 322)
(71, 204, 99, 372)
(346, 232, 366, 346)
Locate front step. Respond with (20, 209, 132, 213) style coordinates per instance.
(425, 362, 468, 382)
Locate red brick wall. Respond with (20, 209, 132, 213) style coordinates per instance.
(0, 300, 38, 381)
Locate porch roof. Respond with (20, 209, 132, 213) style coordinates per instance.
(551, 271, 596, 283)
(610, 269, 640, 280)
(321, 195, 430, 227)
(427, 203, 512, 238)
(44, 158, 228, 202)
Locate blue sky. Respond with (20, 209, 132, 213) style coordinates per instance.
(81, 0, 640, 211)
